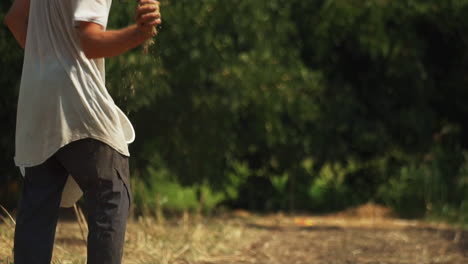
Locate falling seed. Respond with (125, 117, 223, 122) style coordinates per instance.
(142, 1, 159, 54)
(143, 26, 157, 54)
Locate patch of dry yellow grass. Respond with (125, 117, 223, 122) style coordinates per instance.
(0, 213, 261, 264)
(2, 206, 467, 264)
(122, 216, 259, 264)
(0, 205, 15, 263)
(0, 223, 14, 263)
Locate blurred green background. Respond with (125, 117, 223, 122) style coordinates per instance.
(2, 0, 468, 223)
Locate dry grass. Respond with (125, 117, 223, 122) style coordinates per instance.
(121, 215, 260, 264)
(0, 212, 261, 264)
(0, 205, 15, 263)
(1, 205, 468, 264)
(0, 224, 14, 263)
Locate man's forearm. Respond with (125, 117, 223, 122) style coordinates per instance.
(79, 23, 153, 59)
(4, 18, 28, 49)
(4, 0, 30, 49)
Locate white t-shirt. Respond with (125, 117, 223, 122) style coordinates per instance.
(15, 0, 135, 207)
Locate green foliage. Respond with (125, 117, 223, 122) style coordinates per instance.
(0, 1, 26, 208)
(131, 152, 224, 216)
(379, 136, 468, 220)
(131, 171, 225, 216)
(2, 0, 468, 222)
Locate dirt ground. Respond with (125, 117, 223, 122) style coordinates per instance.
(213, 217, 468, 264)
(1, 203, 468, 264)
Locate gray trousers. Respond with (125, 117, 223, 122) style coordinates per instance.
(14, 138, 131, 264)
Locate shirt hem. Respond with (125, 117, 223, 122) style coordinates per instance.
(14, 134, 131, 168)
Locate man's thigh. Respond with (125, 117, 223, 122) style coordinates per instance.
(55, 138, 131, 198)
(56, 138, 131, 263)
(17, 156, 69, 222)
(14, 156, 69, 264)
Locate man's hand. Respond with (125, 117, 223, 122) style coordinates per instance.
(135, 0, 162, 37)
(77, 0, 162, 59)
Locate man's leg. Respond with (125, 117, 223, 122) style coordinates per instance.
(14, 156, 68, 264)
(56, 138, 131, 264)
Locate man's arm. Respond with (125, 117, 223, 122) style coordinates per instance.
(78, 0, 161, 59)
(4, 0, 31, 49)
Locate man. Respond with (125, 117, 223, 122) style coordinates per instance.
(4, 0, 161, 263)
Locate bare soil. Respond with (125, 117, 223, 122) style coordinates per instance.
(194, 204, 468, 264)
(213, 216, 468, 264)
(1, 203, 468, 264)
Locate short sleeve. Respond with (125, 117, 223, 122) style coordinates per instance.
(73, 0, 112, 28)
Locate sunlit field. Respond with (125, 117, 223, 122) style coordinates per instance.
(3, 2, 468, 263)
(2, 204, 468, 264)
